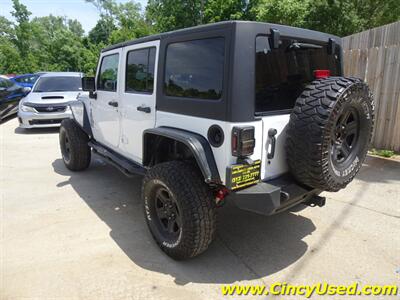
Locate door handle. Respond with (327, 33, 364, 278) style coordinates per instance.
(267, 128, 277, 159)
(137, 106, 151, 113)
(108, 100, 118, 107)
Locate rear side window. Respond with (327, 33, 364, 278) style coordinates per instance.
(255, 36, 341, 114)
(98, 53, 119, 92)
(164, 37, 224, 100)
(126, 47, 156, 93)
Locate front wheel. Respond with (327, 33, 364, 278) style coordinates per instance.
(142, 161, 217, 260)
(59, 119, 91, 171)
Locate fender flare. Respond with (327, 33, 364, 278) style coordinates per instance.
(68, 100, 93, 138)
(143, 127, 221, 184)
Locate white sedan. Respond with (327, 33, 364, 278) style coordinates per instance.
(18, 72, 87, 128)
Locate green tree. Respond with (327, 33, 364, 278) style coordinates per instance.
(254, 0, 310, 29)
(87, 0, 153, 43)
(0, 17, 22, 74)
(109, 1, 154, 43)
(0, 1, 98, 74)
(88, 16, 116, 44)
(68, 19, 85, 37)
(9, 0, 34, 72)
(146, 0, 204, 32)
(204, 0, 253, 23)
(304, 0, 400, 36)
(254, 0, 400, 36)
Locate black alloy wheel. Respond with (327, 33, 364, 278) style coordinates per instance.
(331, 107, 360, 168)
(142, 161, 217, 260)
(286, 77, 374, 192)
(153, 185, 182, 241)
(59, 119, 91, 171)
(61, 130, 71, 163)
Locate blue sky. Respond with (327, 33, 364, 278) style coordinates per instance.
(0, 0, 148, 33)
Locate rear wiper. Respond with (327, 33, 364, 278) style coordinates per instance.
(287, 42, 322, 51)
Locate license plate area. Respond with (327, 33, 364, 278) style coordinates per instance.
(226, 160, 261, 191)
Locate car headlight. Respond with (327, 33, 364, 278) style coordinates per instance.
(20, 103, 37, 113)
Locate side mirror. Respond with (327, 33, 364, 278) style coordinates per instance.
(82, 76, 96, 99)
(23, 87, 31, 94)
(82, 76, 95, 92)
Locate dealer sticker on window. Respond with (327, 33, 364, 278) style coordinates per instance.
(226, 160, 261, 191)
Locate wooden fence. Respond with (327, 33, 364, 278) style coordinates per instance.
(342, 21, 400, 151)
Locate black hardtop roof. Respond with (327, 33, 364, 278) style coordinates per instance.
(101, 21, 341, 52)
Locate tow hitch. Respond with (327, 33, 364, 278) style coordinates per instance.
(304, 195, 326, 207)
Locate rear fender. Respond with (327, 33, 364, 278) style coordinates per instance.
(143, 127, 221, 184)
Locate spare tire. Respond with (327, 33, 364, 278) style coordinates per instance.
(286, 77, 374, 192)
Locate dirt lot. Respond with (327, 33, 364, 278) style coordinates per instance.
(1, 117, 399, 299)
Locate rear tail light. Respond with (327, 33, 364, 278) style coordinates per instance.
(232, 126, 255, 157)
(314, 69, 331, 79)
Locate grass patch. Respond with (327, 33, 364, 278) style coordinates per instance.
(369, 148, 395, 158)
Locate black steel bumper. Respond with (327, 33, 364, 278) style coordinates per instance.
(227, 176, 322, 216)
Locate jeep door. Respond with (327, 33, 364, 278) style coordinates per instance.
(92, 49, 122, 150)
(118, 40, 159, 162)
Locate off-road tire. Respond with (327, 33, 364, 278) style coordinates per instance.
(59, 119, 91, 171)
(142, 161, 217, 260)
(287, 77, 374, 192)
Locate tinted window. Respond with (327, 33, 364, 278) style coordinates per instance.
(27, 75, 39, 84)
(98, 54, 119, 92)
(33, 76, 82, 92)
(0, 78, 13, 88)
(255, 36, 341, 113)
(164, 38, 224, 100)
(126, 47, 156, 93)
(15, 75, 38, 83)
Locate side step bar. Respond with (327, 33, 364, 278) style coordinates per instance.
(89, 141, 146, 177)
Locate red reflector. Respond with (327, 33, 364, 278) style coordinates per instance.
(232, 134, 238, 152)
(314, 69, 331, 79)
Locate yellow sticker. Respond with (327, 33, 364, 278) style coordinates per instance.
(229, 160, 261, 190)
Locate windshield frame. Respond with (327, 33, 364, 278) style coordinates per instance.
(33, 76, 82, 93)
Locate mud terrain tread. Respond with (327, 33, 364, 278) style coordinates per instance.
(59, 119, 91, 171)
(142, 161, 217, 260)
(286, 77, 374, 192)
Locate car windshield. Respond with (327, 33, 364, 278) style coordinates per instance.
(34, 76, 82, 92)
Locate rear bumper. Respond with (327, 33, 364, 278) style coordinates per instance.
(227, 176, 321, 216)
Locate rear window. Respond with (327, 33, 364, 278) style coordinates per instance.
(34, 76, 82, 92)
(164, 37, 224, 100)
(255, 36, 341, 114)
